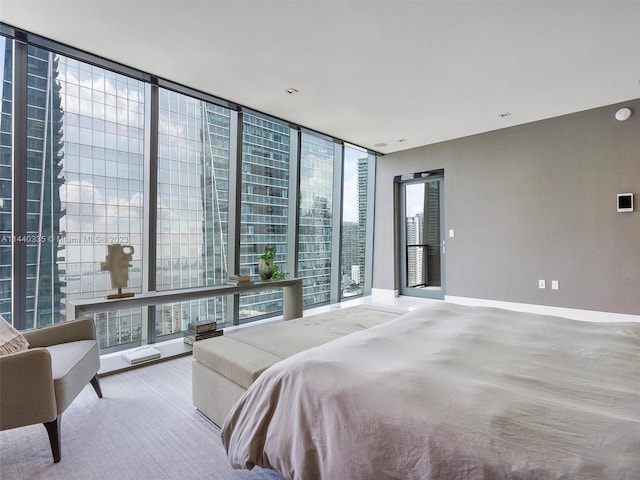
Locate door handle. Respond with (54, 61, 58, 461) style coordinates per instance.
(442, 240, 446, 254)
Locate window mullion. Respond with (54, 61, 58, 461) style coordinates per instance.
(364, 153, 376, 294)
(287, 127, 300, 280)
(12, 36, 27, 330)
(143, 81, 159, 343)
(330, 142, 343, 304)
(227, 110, 241, 325)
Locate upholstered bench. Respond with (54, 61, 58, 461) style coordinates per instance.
(192, 304, 403, 427)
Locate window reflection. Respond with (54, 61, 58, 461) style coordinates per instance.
(239, 113, 290, 320)
(19, 46, 145, 347)
(298, 133, 334, 306)
(156, 89, 230, 333)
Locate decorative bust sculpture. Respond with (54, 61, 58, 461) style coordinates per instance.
(101, 244, 135, 298)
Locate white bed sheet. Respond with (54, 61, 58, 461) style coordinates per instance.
(221, 303, 640, 480)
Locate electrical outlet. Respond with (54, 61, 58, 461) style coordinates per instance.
(551, 280, 559, 290)
(538, 279, 546, 289)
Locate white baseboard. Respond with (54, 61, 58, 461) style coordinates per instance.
(371, 288, 399, 303)
(445, 296, 640, 323)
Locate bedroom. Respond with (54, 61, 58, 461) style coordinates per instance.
(1, 1, 640, 479)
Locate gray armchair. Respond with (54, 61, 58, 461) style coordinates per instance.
(0, 317, 102, 463)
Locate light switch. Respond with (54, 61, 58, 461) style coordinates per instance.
(551, 280, 559, 290)
(449, 229, 455, 238)
(538, 280, 545, 289)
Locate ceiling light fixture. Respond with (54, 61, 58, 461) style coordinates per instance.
(374, 143, 388, 148)
(285, 88, 298, 95)
(615, 107, 632, 121)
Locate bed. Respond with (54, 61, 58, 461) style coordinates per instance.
(221, 302, 640, 480)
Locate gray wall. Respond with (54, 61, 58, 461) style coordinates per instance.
(373, 99, 640, 315)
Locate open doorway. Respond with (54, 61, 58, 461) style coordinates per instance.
(395, 171, 444, 299)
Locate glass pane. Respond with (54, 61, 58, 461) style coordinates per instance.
(404, 180, 441, 290)
(94, 308, 142, 353)
(239, 113, 289, 320)
(405, 183, 425, 287)
(341, 147, 368, 298)
(27, 47, 144, 349)
(298, 133, 334, 306)
(0, 36, 12, 323)
(156, 90, 230, 332)
(424, 180, 441, 288)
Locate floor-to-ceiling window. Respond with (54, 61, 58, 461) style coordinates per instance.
(156, 89, 230, 336)
(298, 132, 334, 306)
(238, 113, 290, 320)
(26, 47, 145, 347)
(340, 146, 369, 298)
(1, 26, 376, 348)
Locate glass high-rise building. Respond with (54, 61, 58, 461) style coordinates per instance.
(340, 221, 359, 295)
(406, 212, 424, 287)
(356, 156, 368, 287)
(55, 54, 145, 348)
(156, 90, 231, 335)
(239, 113, 290, 319)
(298, 133, 334, 306)
(1, 43, 66, 329)
(0, 38, 14, 323)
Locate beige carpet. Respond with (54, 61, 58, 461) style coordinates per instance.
(0, 355, 284, 480)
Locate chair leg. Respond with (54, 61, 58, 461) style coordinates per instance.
(90, 374, 103, 398)
(44, 416, 61, 463)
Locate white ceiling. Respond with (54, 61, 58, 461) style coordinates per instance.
(1, 0, 639, 154)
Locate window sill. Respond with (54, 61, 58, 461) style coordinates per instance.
(98, 338, 193, 376)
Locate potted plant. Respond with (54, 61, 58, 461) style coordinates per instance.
(258, 247, 290, 280)
(258, 247, 276, 280)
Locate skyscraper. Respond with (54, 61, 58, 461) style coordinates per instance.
(356, 156, 368, 291)
(406, 212, 424, 287)
(157, 91, 230, 334)
(298, 133, 334, 306)
(0, 38, 13, 323)
(340, 221, 359, 294)
(0, 42, 65, 329)
(238, 113, 290, 319)
(28, 47, 65, 329)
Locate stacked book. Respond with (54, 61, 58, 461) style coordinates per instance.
(183, 320, 222, 345)
(227, 274, 253, 286)
(121, 345, 161, 364)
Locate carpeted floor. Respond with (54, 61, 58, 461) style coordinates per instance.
(0, 355, 284, 480)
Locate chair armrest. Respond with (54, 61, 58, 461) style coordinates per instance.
(0, 348, 57, 430)
(22, 317, 97, 348)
